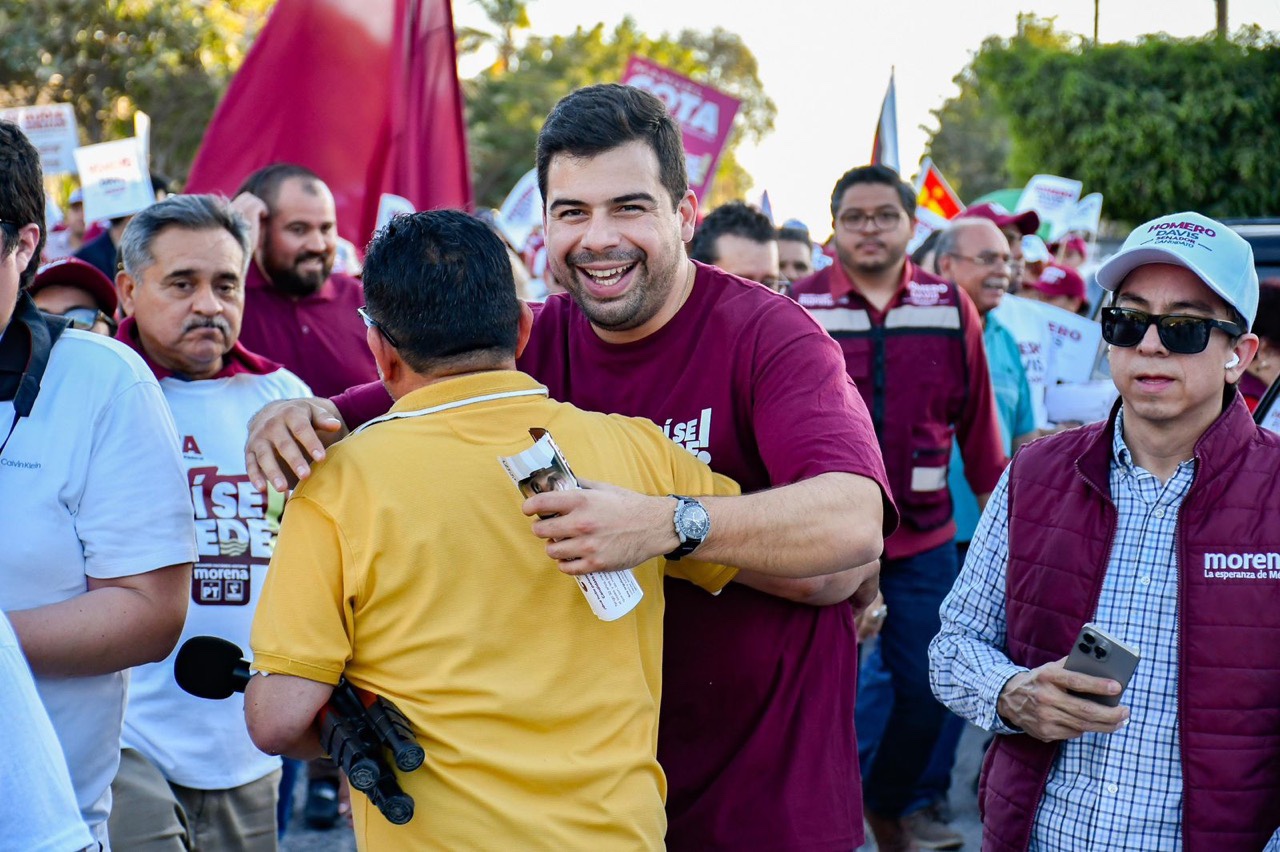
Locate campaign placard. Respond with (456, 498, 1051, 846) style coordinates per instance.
(72, 137, 155, 223)
(0, 103, 80, 175)
(1017, 174, 1083, 242)
(621, 56, 741, 203)
(499, 429, 644, 622)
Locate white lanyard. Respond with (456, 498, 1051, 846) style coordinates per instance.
(351, 387, 549, 435)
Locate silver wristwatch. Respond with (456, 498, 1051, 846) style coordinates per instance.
(666, 495, 710, 560)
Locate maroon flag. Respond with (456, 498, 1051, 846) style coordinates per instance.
(187, 0, 471, 250)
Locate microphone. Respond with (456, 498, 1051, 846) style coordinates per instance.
(172, 635, 424, 824)
(174, 635, 252, 699)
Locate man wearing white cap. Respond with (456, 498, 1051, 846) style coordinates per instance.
(930, 211, 1280, 850)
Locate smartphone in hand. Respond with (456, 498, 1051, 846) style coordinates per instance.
(1063, 623, 1140, 707)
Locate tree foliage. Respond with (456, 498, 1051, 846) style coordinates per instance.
(0, 0, 270, 181)
(929, 14, 1280, 223)
(461, 13, 776, 209)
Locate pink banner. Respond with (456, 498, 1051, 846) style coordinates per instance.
(621, 56, 741, 204)
(186, 0, 471, 252)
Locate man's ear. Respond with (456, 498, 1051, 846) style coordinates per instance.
(677, 190, 698, 244)
(367, 325, 398, 381)
(14, 223, 40, 274)
(515, 300, 534, 358)
(937, 253, 954, 280)
(1225, 333, 1260, 382)
(116, 270, 137, 318)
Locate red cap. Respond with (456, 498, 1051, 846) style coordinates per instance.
(31, 257, 118, 316)
(959, 202, 1040, 236)
(1024, 262, 1085, 301)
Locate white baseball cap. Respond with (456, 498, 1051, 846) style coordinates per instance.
(1096, 211, 1258, 329)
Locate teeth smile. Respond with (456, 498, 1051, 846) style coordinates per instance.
(582, 264, 634, 286)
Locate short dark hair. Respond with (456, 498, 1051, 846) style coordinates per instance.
(361, 210, 520, 374)
(536, 84, 688, 210)
(829, 164, 916, 221)
(120, 194, 252, 278)
(689, 201, 776, 263)
(235, 163, 327, 211)
(1256, 278, 1280, 347)
(776, 225, 811, 249)
(0, 120, 47, 288)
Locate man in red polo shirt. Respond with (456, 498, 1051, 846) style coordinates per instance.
(244, 85, 897, 851)
(232, 164, 377, 398)
(791, 164, 1005, 851)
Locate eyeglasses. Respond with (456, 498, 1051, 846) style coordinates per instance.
(43, 306, 117, 335)
(836, 209, 903, 232)
(357, 306, 399, 348)
(1101, 307, 1245, 355)
(947, 252, 1015, 272)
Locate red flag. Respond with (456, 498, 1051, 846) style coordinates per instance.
(187, 0, 472, 250)
(915, 158, 964, 220)
(870, 70, 899, 174)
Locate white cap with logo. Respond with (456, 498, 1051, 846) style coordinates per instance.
(1095, 211, 1258, 329)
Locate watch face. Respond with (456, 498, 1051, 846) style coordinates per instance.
(679, 501, 711, 539)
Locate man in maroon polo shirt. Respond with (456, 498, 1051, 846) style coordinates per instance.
(244, 85, 897, 851)
(791, 164, 1005, 851)
(231, 164, 377, 398)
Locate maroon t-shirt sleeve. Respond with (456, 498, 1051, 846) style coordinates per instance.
(331, 380, 393, 429)
(748, 305, 899, 536)
(955, 292, 1007, 496)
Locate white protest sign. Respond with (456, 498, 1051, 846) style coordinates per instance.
(497, 168, 543, 252)
(1042, 302, 1103, 386)
(1068, 192, 1103, 236)
(1017, 175, 1083, 242)
(991, 294, 1054, 429)
(375, 193, 415, 233)
(0, 104, 80, 175)
(1044, 380, 1118, 425)
(72, 137, 155, 223)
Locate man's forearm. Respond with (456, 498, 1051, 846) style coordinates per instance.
(735, 559, 878, 606)
(696, 472, 883, 577)
(8, 564, 190, 677)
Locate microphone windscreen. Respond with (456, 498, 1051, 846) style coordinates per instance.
(174, 636, 247, 699)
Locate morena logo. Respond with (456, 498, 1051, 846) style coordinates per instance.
(1149, 221, 1216, 238)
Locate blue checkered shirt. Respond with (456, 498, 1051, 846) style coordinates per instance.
(930, 410, 1194, 850)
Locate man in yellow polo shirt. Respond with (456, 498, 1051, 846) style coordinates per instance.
(245, 210, 741, 849)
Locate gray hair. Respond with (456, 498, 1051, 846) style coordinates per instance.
(119, 194, 251, 277)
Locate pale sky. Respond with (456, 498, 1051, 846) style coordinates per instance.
(455, 0, 1280, 239)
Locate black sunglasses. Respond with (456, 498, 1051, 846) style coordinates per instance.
(1101, 307, 1245, 355)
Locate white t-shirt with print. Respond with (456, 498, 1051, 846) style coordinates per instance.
(122, 367, 311, 789)
(0, 329, 197, 848)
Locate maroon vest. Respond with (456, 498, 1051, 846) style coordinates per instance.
(795, 265, 969, 533)
(981, 394, 1280, 851)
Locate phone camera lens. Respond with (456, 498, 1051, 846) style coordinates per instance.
(1082, 633, 1095, 644)
(1094, 646, 1107, 659)
(1078, 642, 1090, 653)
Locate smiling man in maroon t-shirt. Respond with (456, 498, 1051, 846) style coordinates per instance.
(245, 85, 896, 851)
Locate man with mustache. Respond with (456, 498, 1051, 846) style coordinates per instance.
(232, 163, 377, 398)
(791, 164, 1005, 851)
(112, 194, 311, 850)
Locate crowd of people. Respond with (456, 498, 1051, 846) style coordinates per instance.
(3, 75, 1280, 852)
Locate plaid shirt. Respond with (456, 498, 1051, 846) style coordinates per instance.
(931, 410, 1193, 850)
